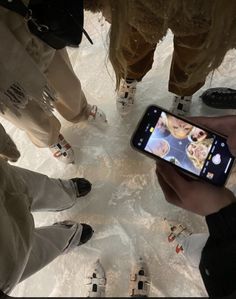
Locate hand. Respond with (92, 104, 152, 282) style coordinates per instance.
(156, 161, 236, 216)
(190, 115, 236, 156)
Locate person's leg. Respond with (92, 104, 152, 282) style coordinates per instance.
(45, 49, 89, 122)
(101, 5, 157, 82)
(94, 5, 156, 115)
(169, 33, 208, 115)
(9, 164, 91, 212)
(0, 101, 75, 164)
(46, 49, 106, 123)
(1, 100, 61, 148)
(121, 27, 157, 83)
(19, 222, 90, 282)
(169, 34, 207, 96)
(5, 164, 92, 282)
(116, 28, 157, 115)
(101, 6, 156, 115)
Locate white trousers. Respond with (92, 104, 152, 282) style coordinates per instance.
(11, 165, 83, 283)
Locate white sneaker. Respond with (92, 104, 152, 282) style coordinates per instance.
(129, 257, 150, 297)
(170, 95, 192, 116)
(116, 78, 137, 115)
(85, 259, 106, 297)
(164, 219, 192, 254)
(49, 134, 75, 164)
(88, 105, 107, 123)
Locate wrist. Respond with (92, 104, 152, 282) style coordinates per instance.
(206, 190, 236, 216)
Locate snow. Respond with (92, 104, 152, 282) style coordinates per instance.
(3, 12, 236, 297)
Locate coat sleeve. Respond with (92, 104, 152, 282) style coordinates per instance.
(199, 203, 236, 297)
(0, 123, 20, 162)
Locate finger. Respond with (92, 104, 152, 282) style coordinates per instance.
(157, 162, 190, 198)
(157, 172, 182, 208)
(189, 115, 236, 136)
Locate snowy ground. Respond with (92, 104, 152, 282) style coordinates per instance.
(3, 12, 236, 297)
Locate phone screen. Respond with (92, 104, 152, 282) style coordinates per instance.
(131, 105, 235, 186)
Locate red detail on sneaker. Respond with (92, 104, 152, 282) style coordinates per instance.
(168, 233, 176, 242)
(53, 150, 63, 158)
(176, 245, 183, 254)
(50, 134, 74, 164)
(89, 105, 98, 119)
(64, 143, 71, 150)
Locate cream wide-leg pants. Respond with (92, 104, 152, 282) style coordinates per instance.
(1, 49, 90, 148)
(10, 165, 84, 285)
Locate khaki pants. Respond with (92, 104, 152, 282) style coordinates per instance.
(123, 30, 207, 96)
(1, 49, 90, 148)
(101, 6, 207, 96)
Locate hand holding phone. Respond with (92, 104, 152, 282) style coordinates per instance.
(156, 161, 236, 216)
(131, 105, 235, 186)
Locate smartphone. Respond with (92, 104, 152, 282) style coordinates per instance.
(131, 105, 235, 186)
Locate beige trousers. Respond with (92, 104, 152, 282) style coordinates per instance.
(6, 164, 83, 292)
(1, 49, 90, 148)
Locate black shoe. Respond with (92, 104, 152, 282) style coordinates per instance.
(53, 221, 94, 246)
(71, 178, 92, 197)
(79, 223, 94, 245)
(201, 87, 236, 109)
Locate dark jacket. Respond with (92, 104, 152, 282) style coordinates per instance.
(199, 203, 236, 297)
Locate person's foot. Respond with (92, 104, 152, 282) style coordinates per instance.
(70, 178, 92, 197)
(164, 219, 192, 254)
(79, 223, 94, 245)
(201, 87, 236, 109)
(116, 78, 137, 116)
(129, 257, 150, 297)
(170, 95, 192, 116)
(53, 221, 94, 246)
(85, 259, 106, 297)
(50, 134, 75, 164)
(88, 105, 107, 123)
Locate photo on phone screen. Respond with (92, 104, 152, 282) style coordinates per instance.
(131, 105, 235, 186)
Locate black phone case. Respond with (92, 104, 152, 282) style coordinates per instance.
(130, 104, 234, 186)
